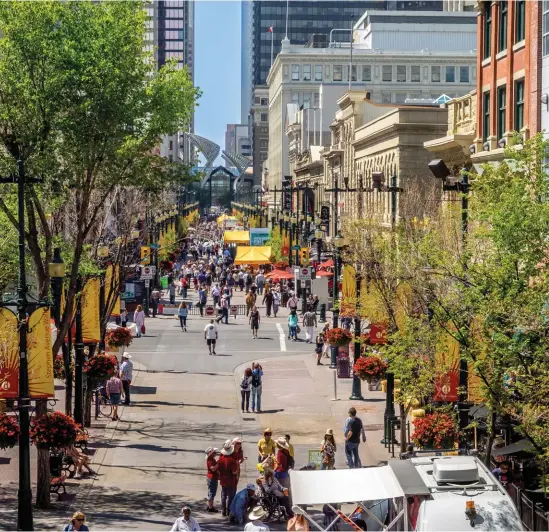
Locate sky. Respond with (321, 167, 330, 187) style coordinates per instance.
(194, 0, 242, 163)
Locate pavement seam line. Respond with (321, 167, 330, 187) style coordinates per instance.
(275, 322, 287, 352)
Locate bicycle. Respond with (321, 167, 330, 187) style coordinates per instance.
(93, 386, 113, 419)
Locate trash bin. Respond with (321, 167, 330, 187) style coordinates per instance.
(337, 354, 351, 378)
(160, 276, 168, 289)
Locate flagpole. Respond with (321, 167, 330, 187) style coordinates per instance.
(285, 0, 289, 39)
(271, 29, 274, 67)
(349, 15, 354, 92)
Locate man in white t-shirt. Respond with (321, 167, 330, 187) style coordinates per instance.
(204, 319, 218, 355)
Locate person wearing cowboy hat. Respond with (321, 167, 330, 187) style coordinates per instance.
(257, 428, 276, 463)
(229, 482, 258, 525)
(205, 447, 219, 513)
(244, 506, 270, 531)
(170, 506, 201, 531)
(119, 353, 133, 406)
(217, 440, 239, 517)
(63, 511, 89, 531)
(232, 437, 246, 483)
(274, 437, 292, 489)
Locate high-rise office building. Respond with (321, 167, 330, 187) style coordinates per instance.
(145, 1, 195, 163)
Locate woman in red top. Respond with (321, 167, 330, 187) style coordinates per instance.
(274, 437, 291, 489)
(205, 447, 219, 513)
(232, 437, 246, 484)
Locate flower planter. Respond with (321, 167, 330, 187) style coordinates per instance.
(0, 413, 20, 450)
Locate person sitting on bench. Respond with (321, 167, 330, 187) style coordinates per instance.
(67, 445, 95, 478)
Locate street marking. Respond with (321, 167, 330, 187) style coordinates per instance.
(276, 323, 287, 352)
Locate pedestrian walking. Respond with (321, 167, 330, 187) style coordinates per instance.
(256, 271, 265, 295)
(205, 447, 219, 513)
(217, 441, 239, 517)
(198, 285, 207, 316)
(134, 305, 146, 337)
(315, 330, 326, 365)
(211, 283, 221, 306)
(272, 290, 280, 318)
(178, 301, 188, 331)
(120, 309, 128, 328)
(220, 294, 229, 324)
(262, 290, 273, 317)
(288, 309, 298, 341)
(63, 511, 89, 531)
(249, 305, 260, 339)
(251, 362, 263, 413)
(169, 281, 176, 305)
(151, 287, 160, 317)
(287, 292, 298, 312)
(320, 429, 337, 470)
(106, 372, 123, 421)
(344, 407, 366, 469)
(180, 276, 188, 298)
(204, 319, 218, 355)
(240, 368, 253, 413)
(245, 291, 255, 316)
(119, 352, 133, 406)
(303, 306, 318, 343)
(257, 428, 276, 463)
(170, 506, 201, 531)
(322, 323, 331, 358)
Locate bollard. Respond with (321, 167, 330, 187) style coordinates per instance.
(94, 388, 99, 420)
(331, 370, 338, 401)
(319, 303, 326, 322)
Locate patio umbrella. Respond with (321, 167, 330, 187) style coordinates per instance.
(319, 258, 334, 268)
(267, 270, 294, 281)
(315, 269, 333, 277)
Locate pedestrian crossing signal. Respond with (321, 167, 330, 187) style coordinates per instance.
(300, 248, 310, 266)
(140, 246, 151, 265)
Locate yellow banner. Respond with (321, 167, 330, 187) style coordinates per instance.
(0, 308, 19, 399)
(82, 278, 101, 343)
(360, 280, 388, 323)
(342, 265, 356, 300)
(28, 308, 54, 399)
(105, 264, 121, 317)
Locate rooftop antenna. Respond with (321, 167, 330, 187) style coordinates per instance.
(285, 0, 289, 39)
(349, 15, 354, 91)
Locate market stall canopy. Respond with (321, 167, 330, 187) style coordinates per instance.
(319, 258, 334, 268)
(289, 467, 404, 506)
(315, 270, 333, 277)
(234, 246, 272, 266)
(223, 230, 250, 244)
(266, 269, 294, 280)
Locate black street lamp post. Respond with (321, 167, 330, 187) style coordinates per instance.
(74, 275, 85, 427)
(350, 271, 364, 400)
(330, 233, 345, 369)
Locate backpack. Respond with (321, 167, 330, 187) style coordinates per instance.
(251, 371, 261, 387)
(240, 376, 250, 390)
(287, 454, 295, 469)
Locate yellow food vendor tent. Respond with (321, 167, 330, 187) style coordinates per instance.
(234, 246, 272, 265)
(223, 230, 250, 244)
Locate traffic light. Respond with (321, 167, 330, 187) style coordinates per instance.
(140, 246, 151, 265)
(300, 248, 310, 266)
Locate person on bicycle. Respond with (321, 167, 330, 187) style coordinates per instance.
(257, 468, 293, 519)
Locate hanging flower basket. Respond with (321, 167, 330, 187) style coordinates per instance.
(30, 412, 79, 450)
(105, 327, 132, 349)
(353, 356, 388, 382)
(325, 327, 353, 347)
(0, 413, 20, 450)
(160, 259, 174, 272)
(412, 411, 459, 450)
(84, 353, 118, 383)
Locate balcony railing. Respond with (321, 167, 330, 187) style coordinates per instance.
(448, 90, 476, 136)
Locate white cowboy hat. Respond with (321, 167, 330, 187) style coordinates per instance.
(205, 446, 218, 457)
(232, 436, 243, 444)
(248, 506, 267, 521)
(122, 353, 131, 359)
(221, 442, 234, 456)
(276, 437, 290, 450)
(325, 428, 334, 436)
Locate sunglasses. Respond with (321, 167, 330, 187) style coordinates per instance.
(264, 433, 272, 436)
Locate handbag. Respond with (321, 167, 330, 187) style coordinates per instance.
(141, 324, 146, 334)
(296, 325, 301, 334)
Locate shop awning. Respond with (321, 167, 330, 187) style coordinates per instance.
(315, 270, 333, 277)
(289, 467, 404, 506)
(223, 230, 250, 244)
(491, 439, 533, 457)
(234, 246, 272, 265)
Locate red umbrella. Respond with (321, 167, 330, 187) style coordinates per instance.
(267, 269, 294, 281)
(319, 258, 334, 268)
(315, 269, 333, 277)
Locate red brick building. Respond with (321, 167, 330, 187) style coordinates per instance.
(473, 0, 541, 163)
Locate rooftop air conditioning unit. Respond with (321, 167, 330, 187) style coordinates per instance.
(432, 457, 479, 484)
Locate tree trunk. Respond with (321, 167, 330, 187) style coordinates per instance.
(63, 342, 72, 416)
(35, 401, 51, 509)
(484, 410, 497, 468)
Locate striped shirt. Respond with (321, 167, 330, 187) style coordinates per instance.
(120, 360, 133, 381)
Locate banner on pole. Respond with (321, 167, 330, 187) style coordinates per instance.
(82, 278, 101, 343)
(0, 308, 19, 398)
(28, 308, 54, 399)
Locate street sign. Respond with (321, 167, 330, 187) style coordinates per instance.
(149, 243, 160, 249)
(144, 279, 150, 288)
(205, 305, 215, 316)
(298, 267, 311, 281)
(140, 265, 156, 280)
(230, 305, 238, 318)
(291, 245, 301, 251)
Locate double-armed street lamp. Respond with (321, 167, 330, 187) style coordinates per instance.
(329, 232, 345, 369)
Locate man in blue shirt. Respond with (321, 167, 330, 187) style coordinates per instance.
(229, 483, 257, 525)
(344, 407, 366, 468)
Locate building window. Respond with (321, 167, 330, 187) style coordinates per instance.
(542, 0, 549, 56)
(382, 65, 392, 82)
(411, 66, 421, 82)
(497, 85, 506, 141)
(291, 64, 300, 81)
(395, 93, 406, 104)
(254, 96, 261, 104)
(314, 65, 323, 81)
(445, 66, 455, 83)
(303, 65, 311, 81)
(292, 93, 299, 105)
(361, 65, 372, 82)
(313, 92, 320, 107)
(431, 66, 441, 82)
(498, 0, 507, 52)
(515, 0, 525, 43)
(482, 91, 490, 143)
(169, 140, 173, 150)
(348, 65, 357, 81)
(261, 98, 268, 105)
(483, 1, 492, 59)
(260, 113, 268, 122)
(514, 79, 524, 131)
(459, 66, 470, 83)
(382, 92, 392, 103)
(303, 93, 311, 108)
(396, 65, 406, 82)
(333, 65, 343, 81)
(283, 65, 289, 80)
